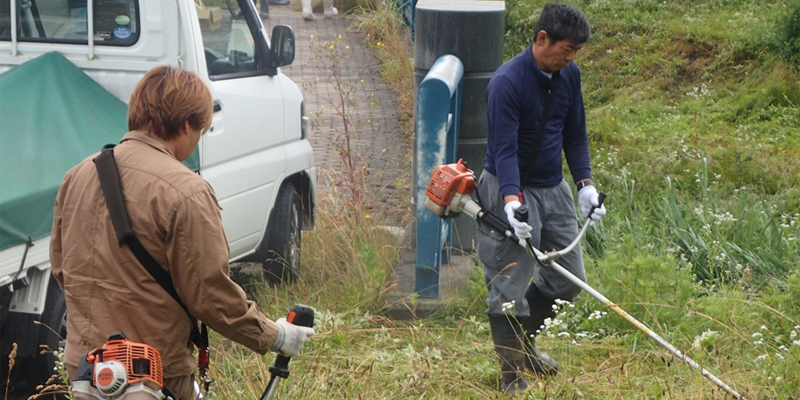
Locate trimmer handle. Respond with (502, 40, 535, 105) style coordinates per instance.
(272, 304, 315, 376)
(513, 204, 529, 223)
(588, 192, 606, 220)
(515, 193, 606, 222)
(261, 304, 315, 400)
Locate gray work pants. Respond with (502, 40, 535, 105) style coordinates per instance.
(476, 171, 586, 317)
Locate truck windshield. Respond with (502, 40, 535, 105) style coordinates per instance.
(0, 0, 140, 46)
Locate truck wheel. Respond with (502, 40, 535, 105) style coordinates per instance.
(3, 276, 68, 398)
(263, 182, 302, 284)
(26, 276, 68, 386)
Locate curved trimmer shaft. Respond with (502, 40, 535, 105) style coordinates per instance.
(447, 192, 746, 400)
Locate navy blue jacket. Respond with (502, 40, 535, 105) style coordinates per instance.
(484, 44, 591, 198)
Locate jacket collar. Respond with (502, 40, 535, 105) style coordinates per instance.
(120, 130, 177, 160)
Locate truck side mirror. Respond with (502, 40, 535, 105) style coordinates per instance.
(269, 25, 295, 68)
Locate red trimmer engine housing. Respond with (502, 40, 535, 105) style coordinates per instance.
(73, 332, 164, 399)
(424, 159, 475, 218)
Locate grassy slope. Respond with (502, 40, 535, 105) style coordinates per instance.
(206, 1, 800, 399)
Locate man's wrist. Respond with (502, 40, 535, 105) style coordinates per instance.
(503, 195, 520, 204)
(576, 179, 594, 191)
(271, 322, 285, 352)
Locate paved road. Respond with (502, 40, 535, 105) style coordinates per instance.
(264, 5, 409, 219)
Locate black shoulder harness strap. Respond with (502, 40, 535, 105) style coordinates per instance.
(93, 145, 210, 368)
(520, 70, 561, 197)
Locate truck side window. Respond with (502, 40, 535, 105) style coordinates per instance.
(198, 0, 258, 78)
(0, 0, 139, 45)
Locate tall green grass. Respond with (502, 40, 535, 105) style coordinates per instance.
(200, 1, 800, 399)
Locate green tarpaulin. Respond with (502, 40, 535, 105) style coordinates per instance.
(0, 52, 198, 252)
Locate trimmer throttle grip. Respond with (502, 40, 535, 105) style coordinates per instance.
(286, 304, 314, 328)
(588, 192, 606, 220)
(273, 304, 315, 376)
(513, 204, 529, 223)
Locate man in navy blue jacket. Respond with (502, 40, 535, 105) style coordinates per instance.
(478, 3, 606, 394)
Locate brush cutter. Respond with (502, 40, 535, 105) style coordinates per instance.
(72, 304, 314, 400)
(424, 159, 746, 400)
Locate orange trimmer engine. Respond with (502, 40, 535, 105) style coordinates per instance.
(73, 332, 164, 399)
(424, 159, 476, 218)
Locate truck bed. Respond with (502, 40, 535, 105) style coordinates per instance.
(0, 52, 200, 259)
(0, 52, 129, 254)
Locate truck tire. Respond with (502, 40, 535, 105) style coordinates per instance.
(263, 182, 302, 284)
(27, 275, 68, 387)
(1, 276, 68, 398)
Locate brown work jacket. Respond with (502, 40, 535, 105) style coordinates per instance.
(51, 130, 278, 377)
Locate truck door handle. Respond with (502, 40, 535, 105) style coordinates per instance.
(213, 101, 222, 113)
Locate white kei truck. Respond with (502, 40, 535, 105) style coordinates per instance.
(0, 0, 316, 394)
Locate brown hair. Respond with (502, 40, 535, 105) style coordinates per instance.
(128, 66, 213, 141)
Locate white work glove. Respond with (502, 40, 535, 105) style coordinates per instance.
(272, 317, 315, 357)
(504, 200, 532, 240)
(578, 185, 606, 221)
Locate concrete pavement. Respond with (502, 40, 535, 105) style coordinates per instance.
(263, 6, 408, 218)
(261, 4, 476, 319)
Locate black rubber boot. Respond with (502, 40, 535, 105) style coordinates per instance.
(259, 0, 270, 18)
(521, 284, 559, 376)
(488, 316, 528, 395)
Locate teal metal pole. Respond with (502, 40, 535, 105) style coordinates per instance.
(414, 55, 463, 297)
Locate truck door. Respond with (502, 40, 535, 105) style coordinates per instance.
(196, 0, 286, 257)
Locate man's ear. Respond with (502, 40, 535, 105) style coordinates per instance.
(535, 30, 550, 46)
(181, 120, 193, 136)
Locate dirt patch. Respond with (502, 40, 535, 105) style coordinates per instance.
(653, 41, 719, 97)
(677, 42, 716, 74)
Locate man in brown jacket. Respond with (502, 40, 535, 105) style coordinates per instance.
(51, 66, 314, 399)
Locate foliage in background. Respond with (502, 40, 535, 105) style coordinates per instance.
(505, 0, 800, 282)
(498, 0, 800, 397)
(776, 0, 800, 64)
(154, 1, 800, 399)
(353, 0, 415, 120)
(305, 35, 372, 201)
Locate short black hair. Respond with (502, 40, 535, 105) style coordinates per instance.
(533, 3, 591, 45)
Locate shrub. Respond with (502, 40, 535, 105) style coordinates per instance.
(776, 0, 800, 64)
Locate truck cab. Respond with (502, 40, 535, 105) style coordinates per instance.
(0, 0, 315, 393)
